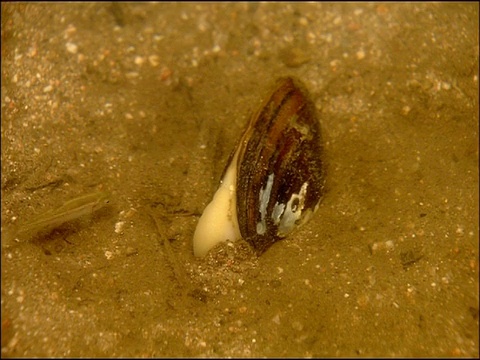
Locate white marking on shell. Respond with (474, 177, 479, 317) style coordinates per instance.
(271, 202, 285, 225)
(274, 181, 309, 237)
(256, 173, 275, 235)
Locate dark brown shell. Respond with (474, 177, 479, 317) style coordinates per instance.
(232, 76, 326, 255)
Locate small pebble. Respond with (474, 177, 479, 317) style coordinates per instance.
(134, 56, 145, 66)
(115, 221, 125, 234)
(148, 55, 160, 67)
(66, 42, 78, 54)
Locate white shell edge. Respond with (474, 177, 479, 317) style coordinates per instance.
(193, 151, 242, 257)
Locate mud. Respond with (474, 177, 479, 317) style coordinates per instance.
(1, 3, 478, 357)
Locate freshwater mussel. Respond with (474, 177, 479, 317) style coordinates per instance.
(193, 76, 326, 257)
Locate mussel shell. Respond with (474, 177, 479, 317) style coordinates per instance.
(232, 76, 325, 255)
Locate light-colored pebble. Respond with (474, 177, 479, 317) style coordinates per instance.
(66, 42, 78, 54)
